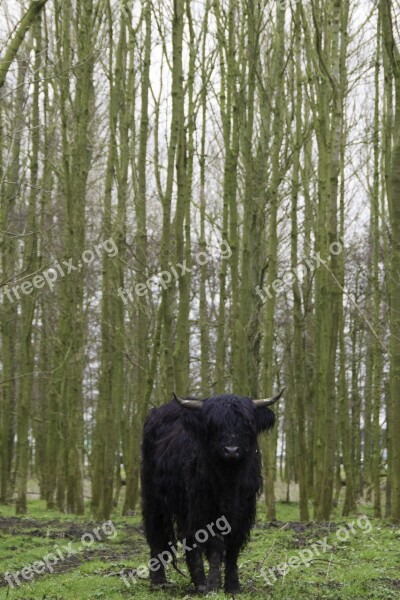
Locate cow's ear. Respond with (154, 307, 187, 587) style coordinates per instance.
(255, 406, 276, 433)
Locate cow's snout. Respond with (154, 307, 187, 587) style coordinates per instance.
(224, 446, 239, 459)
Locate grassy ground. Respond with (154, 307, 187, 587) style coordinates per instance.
(0, 498, 399, 600)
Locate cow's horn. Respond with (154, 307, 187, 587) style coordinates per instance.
(253, 387, 286, 408)
(173, 392, 202, 409)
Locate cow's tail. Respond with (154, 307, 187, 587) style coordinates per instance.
(169, 533, 188, 578)
(171, 558, 187, 578)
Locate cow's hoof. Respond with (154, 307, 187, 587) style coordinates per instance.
(150, 581, 172, 589)
(196, 584, 208, 594)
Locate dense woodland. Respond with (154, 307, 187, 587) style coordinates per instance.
(0, 0, 400, 526)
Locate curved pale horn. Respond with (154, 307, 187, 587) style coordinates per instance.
(173, 392, 202, 409)
(253, 387, 286, 408)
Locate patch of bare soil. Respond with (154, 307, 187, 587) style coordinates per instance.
(0, 517, 143, 540)
(0, 545, 139, 589)
(0, 517, 146, 590)
(257, 520, 339, 533)
(379, 578, 400, 589)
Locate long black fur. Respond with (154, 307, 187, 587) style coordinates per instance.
(141, 393, 276, 594)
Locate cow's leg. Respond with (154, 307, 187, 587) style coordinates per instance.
(205, 536, 224, 591)
(184, 536, 207, 593)
(224, 541, 241, 594)
(143, 512, 173, 586)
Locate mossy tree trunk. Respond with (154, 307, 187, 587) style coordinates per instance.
(380, 0, 400, 523)
(261, 2, 285, 522)
(51, 0, 97, 514)
(15, 15, 41, 514)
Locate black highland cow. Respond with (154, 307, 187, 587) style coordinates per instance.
(141, 387, 285, 594)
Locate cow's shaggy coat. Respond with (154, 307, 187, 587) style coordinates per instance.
(141, 393, 277, 594)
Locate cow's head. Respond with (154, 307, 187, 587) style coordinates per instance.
(173, 388, 285, 463)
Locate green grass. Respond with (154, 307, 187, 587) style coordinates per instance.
(0, 499, 399, 599)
